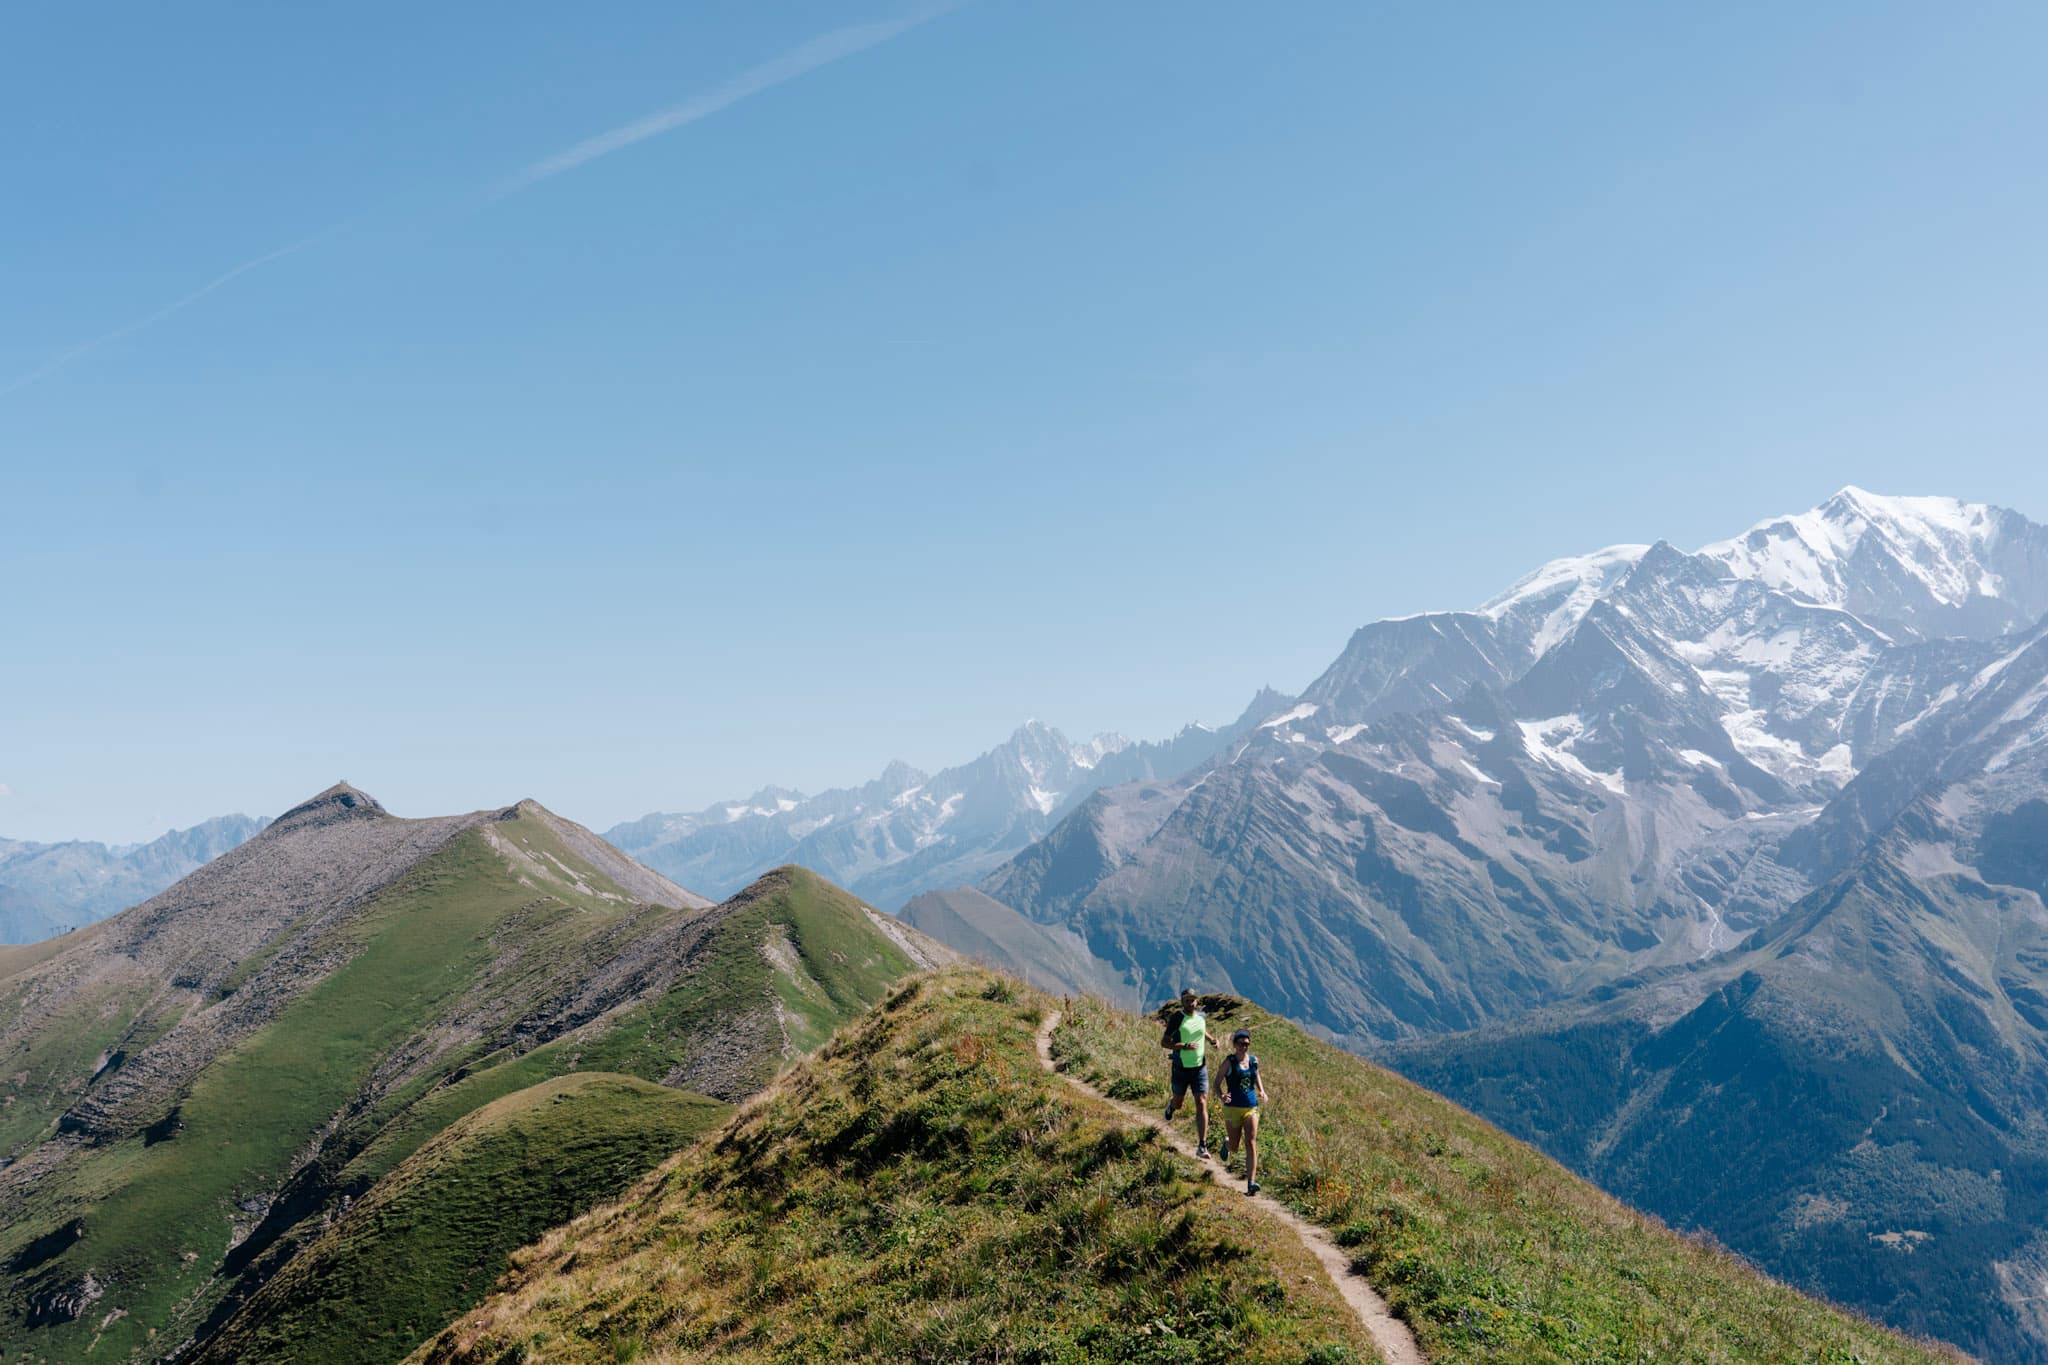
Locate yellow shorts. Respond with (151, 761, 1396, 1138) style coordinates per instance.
(1221, 1104, 1258, 1131)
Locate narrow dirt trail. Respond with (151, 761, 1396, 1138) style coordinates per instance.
(1035, 1011, 1427, 1365)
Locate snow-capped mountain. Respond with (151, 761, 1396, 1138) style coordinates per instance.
(984, 487, 2048, 1034)
(1698, 485, 2048, 640)
(605, 712, 1264, 908)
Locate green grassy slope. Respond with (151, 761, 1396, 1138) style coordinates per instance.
(6, 823, 640, 1359)
(411, 969, 1380, 1365)
(1049, 995, 1968, 1364)
(0, 971, 148, 1154)
(334, 862, 921, 1195)
(2, 816, 927, 1362)
(189, 1073, 729, 1365)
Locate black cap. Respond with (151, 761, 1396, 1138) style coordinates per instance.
(1232, 1028, 1251, 1042)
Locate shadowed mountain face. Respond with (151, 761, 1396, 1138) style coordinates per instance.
(964, 488, 2048, 1358)
(0, 814, 269, 944)
(1392, 622, 2048, 1361)
(0, 785, 945, 1363)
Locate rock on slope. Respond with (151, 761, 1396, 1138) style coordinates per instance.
(0, 784, 943, 1363)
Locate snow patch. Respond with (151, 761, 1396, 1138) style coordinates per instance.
(1259, 703, 1320, 729)
(1517, 716, 1625, 795)
(1479, 544, 1650, 656)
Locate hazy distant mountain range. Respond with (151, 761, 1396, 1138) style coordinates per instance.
(0, 816, 268, 943)
(603, 706, 1286, 909)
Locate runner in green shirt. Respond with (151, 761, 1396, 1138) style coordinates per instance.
(1159, 987, 1219, 1158)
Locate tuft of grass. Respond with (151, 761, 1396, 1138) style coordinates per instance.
(189, 1073, 728, 1365)
(409, 969, 1379, 1365)
(1049, 999, 1970, 1364)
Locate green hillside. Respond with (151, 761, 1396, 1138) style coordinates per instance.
(0, 788, 938, 1363)
(410, 969, 1380, 1365)
(190, 1073, 728, 1365)
(1048, 994, 1968, 1364)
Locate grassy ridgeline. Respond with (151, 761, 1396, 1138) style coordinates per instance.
(191, 1074, 729, 1365)
(412, 970, 1379, 1365)
(1049, 997, 1967, 1364)
(1, 812, 932, 1361)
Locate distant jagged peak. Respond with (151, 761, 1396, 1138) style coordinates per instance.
(1005, 717, 1070, 750)
(1001, 720, 1131, 767)
(873, 760, 926, 792)
(1619, 538, 1714, 583)
(1233, 686, 1297, 728)
(266, 781, 389, 835)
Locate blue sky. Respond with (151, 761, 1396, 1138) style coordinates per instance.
(4, 2, 2046, 844)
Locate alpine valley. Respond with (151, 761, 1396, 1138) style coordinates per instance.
(941, 488, 2048, 1360)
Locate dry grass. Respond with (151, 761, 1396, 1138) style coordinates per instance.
(410, 970, 1378, 1365)
(1049, 995, 1971, 1365)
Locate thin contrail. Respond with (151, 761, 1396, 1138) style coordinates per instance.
(501, 5, 952, 194)
(1, 5, 951, 400)
(0, 234, 324, 398)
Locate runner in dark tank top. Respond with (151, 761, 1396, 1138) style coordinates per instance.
(1217, 1027, 1268, 1195)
